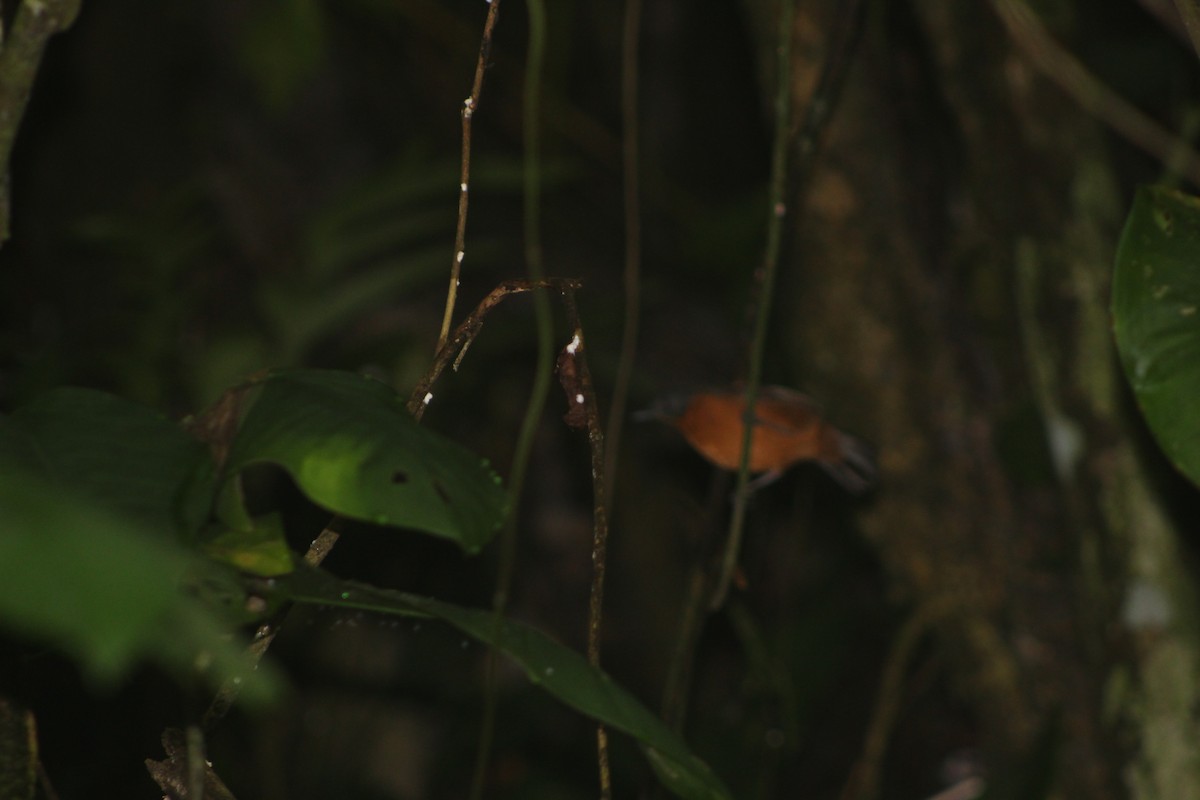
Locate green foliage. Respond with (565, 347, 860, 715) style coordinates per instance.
(0, 366, 509, 692)
(7, 387, 214, 537)
(1113, 185, 1200, 486)
(218, 369, 508, 552)
(237, 0, 328, 111)
(201, 512, 294, 576)
(0, 367, 727, 798)
(0, 395, 271, 696)
(0, 466, 278, 699)
(278, 565, 734, 800)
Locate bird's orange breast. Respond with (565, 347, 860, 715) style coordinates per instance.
(673, 390, 838, 473)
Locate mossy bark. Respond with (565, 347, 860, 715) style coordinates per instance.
(761, 0, 1200, 796)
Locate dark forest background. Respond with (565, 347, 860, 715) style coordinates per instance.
(3, 1, 1200, 798)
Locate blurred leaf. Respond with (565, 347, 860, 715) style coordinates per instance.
(201, 513, 294, 577)
(0, 472, 279, 703)
(263, 245, 449, 362)
(302, 153, 567, 280)
(238, 0, 327, 111)
(221, 369, 507, 552)
(188, 334, 274, 411)
(276, 566, 733, 800)
(5, 388, 214, 537)
(1113, 185, 1200, 487)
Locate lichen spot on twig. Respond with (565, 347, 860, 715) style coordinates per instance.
(556, 333, 587, 429)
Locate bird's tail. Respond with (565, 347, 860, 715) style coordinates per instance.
(820, 432, 877, 494)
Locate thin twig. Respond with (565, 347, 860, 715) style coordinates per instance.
(146, 727, 239, 800)
(186, 725, 206, 800)
(711, 0, 867, 610)
(841, 599, 953, 800)
(202, 519, 347, 729)
(560, 287, 614, 797)
(471, 0, 556, 795)
(438, 0, 503, 350)
(712, 0, 798, 610)
(409, 278, 578, 418)
(602, 0, 643, 512)
(500, 0, 554, 614)
(660, 568, 708, 732)
(991, 0, 1200, 188)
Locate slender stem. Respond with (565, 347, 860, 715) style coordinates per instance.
(660, 569, 708, 731)
(504, 0, 553, 586)
(841, 600, 952, 800)
(186, 725, 206, 800)
(409, 278, 577, 418)
(560, 288, 614, 798)
(493, 0, 553, 639)
(710, 0, 867, 610)
(438, 0, 503, 350)
(602, 0, 643, 513)
(202, 519, 345, 729)
(471, 1, 555, 795)
(712, 0, 797, 610)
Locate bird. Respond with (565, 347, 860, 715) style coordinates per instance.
(636, 385, 876, 492)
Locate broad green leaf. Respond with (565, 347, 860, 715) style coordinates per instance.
(1113, 185, 1200, 486)
(0, 472, 279, 703)
(276, 566, 732, 800)
(222, 369, 507, 553)
(5, 388, 214, 537)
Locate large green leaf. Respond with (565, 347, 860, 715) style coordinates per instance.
(221, 369, 507, 553)
(0, 471, 279, 702)
(5, 388, 214, 537)
(275, 566, 732, 800)
(1113, 185, 1200, 486)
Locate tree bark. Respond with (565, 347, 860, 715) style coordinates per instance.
(768, 1, 1200, 796)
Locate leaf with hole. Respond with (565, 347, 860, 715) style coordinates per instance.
(275, 566, 733, 800)
(220, 369, 507, 552)
(1113, 185, 1200, 487)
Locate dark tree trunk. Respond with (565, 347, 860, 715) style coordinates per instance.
(761, 1, 1200, 797)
